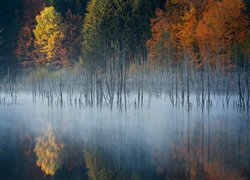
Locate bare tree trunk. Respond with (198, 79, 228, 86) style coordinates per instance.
(59, 78, 63, 107)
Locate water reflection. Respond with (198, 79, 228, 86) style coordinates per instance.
(0, 94, 249, 179)
(34, 127, 64, 175)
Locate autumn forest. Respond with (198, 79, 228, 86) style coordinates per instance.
(0, 0, 250, 180)
(0, 0, 248, 68)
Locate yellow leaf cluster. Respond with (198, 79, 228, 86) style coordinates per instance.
(33, 6, 66, 65)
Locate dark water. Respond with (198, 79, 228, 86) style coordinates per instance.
(0, 93, 249, 180)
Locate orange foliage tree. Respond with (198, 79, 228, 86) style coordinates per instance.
(147, 1, 202, 65)
(16, 0, 45, 65)
(178, 6, 199, 60)
(196, 0, 249, 67)
(148, 0, 249, 68)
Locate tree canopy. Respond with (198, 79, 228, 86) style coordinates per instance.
(0, 0, 249, 70)
(147, 0, 249, 68)
(33, 6, 67, 67)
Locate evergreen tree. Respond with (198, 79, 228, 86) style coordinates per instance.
(82, 0, 163, 65)
(0, 0, 23, 66)
(47, 0, 88, 16)
(64, 9, 83, 64)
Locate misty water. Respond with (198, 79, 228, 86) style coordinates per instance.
(0, 91, 249, 180)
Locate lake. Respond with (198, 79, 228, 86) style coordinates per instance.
(0, 92, 249, 180)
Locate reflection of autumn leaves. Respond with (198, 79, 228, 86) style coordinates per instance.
(204, 159, 244, 180)
(152, 124, 249, 179)
(179, 130, 244, 179)
(83, 148, 141, 180)
(62, 139, 83, 172)
(20, 132, 33, 157)
(152, 143, 186, 179)
(83, 148, 114, 180)
(34, 129, 64, 175)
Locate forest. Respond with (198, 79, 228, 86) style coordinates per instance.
(0, 0, 248, 68)
(0, 0, 249, 109)
(0, 0, 250, 180)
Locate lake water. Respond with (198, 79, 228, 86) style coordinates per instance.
(0, 92, 249, 179)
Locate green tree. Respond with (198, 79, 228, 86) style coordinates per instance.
(64, 9, 83, 65)
(47, 0, 88, 16)
(82, 0, 162, 65)
(82, 0, 107, 63)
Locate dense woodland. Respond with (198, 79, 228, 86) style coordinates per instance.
(0, 0, 249, 110)
(0, 0, 248, 69)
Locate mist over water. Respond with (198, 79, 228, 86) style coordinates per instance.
(0, 91, 249, 179)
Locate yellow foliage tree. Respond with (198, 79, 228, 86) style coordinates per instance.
(33, 6, 67, 67)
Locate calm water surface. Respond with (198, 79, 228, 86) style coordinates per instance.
(0, 93, 249, 179)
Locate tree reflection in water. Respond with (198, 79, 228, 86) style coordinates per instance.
(152, 116, 250, 180)
(0, 95, 246, 179)
(34, 127, 64, 175)
(83, 147, 140, 180)
(30, 115, 250, 179)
